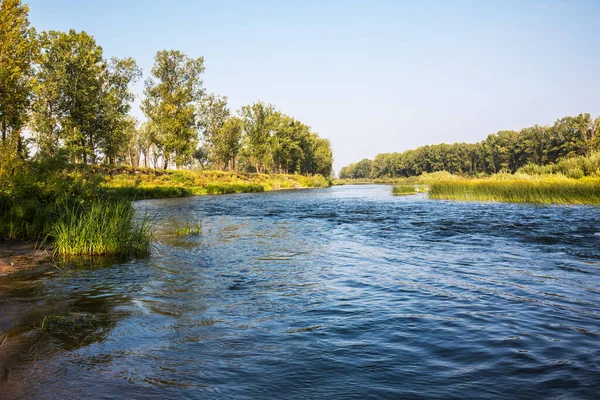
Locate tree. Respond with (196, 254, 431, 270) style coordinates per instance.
(97, 57, 141, 164)
(213, 116, 243, 170)
(197, 93, 230, 167)
(0, 0, 37, 146)
(312, 137, 333, 177)
(271, 113, 306, 174)
(142, 50, 205, 169)
(32, 30, 105, 163)
(239, 101, 275, 173)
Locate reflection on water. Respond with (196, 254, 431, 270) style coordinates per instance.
(1, 185, 600, 399)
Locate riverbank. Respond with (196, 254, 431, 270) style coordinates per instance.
(429, 175, 600, 204)
(98, 166, 331, 199)
(0, 242, 54, 277)
(1, 161, 331, 260)
(340, 171, 600, 205)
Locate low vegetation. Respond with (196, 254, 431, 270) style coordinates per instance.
(429, 175, 600, 205)
(392, 185, 418, 195)
(0, 0, 334, 260)
(50, 200, 153, 258)
(0, 155, 330, 256)
(175, 222, 202, 236)
(101, 166, 330, 200)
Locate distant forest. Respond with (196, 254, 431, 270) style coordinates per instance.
(0, 0, 333, 177)
(340, 114, 600, 179)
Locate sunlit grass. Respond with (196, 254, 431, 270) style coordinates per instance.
(175, 222, 202, 236)
(49, 200, 154, 257)
(101, 168, 329, 200)
(392, 185, 417, 195)
(429, 177, 600, 204)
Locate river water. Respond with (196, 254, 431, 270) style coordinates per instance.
(1, 185, 600, 399)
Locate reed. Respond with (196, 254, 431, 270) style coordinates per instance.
(175, 222, 202, 236)
(49, 200, 154, 257)
(429, 178, 600, 204)
(392, 185, 417, 195)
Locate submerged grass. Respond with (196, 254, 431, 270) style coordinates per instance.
(49, 200, 153, 258)
(429, 177, 600, 204)
(175, 222, 202, 236)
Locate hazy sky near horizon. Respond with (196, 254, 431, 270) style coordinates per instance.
(26, 0, 600, 172)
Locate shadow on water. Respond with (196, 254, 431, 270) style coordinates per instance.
(0, 257, 146, 398)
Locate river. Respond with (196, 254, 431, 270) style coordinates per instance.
(1, 185, 600, 399)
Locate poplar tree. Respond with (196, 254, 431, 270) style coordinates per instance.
(142, 50, 205, 169)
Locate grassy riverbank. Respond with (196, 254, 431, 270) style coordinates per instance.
(391, 185, 427, 195)
(337, 171, 600, 205)
(99, 166, 330, 199)
(334, 171, 461, 186)
(429, 175, 600, 205)
(0, 159, 330, 258)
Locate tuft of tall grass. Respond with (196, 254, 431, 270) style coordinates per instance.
(49, 200, 154, 257)
(392, 185, 417, 195)
(175, 222, 202, 236)
(429, 178, 600, 204)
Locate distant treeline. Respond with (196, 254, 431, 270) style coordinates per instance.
(0, 0, 333, 176)
(340, 114, 600, 179)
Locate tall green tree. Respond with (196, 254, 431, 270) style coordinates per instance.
(214, 116, 243, 170)
(239, 101, 275, 173)
(0, 0, 37, 146)
(142, 50, 205, 169)
(197, 93, 230, 167)
(98, 57, 141, 164)
(32, 30, 104, 162)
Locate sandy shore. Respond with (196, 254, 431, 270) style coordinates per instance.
(0, 242, 55, 277)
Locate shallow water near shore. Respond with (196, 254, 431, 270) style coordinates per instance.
(1, 185, 600, 399)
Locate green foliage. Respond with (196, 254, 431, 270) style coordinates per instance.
(175, 222, 202, 236)
(50, 200, 153, 258)
(240, 101, 276, 173)
(0, 158, 101, 240)
(392, 185, 417, 195)
(341, 113, 600, 180)
(429, 177, 600, 205)
(31, 30, 140, 162)
(142, 50, 205, 168)
(100, 166, 329, 199)
(517, 152, 600, 178)
(339, 158, 374, 179)
(98, 58, 142, 163)
(0, 0, 37, 144)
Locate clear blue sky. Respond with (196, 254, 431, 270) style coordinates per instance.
(26, 0, 600, 172)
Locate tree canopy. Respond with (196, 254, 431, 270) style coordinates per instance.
(0, 0, 334, 177)
(340, 114, 600, 179)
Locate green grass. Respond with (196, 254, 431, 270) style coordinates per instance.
(429, 177, 600, 204)
(0, 159, 329, 258)
(49, 200, 154, 258)
(518, 152, 600, 178)
(392, 185, 418, 195)
(175, 222, 202, 236)
(101, 168, 330, 200)
(334, 171, 463, 186)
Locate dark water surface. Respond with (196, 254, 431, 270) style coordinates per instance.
(2, 185, 600, 399)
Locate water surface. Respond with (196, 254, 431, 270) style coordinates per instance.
(1, 185, 600, 399)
